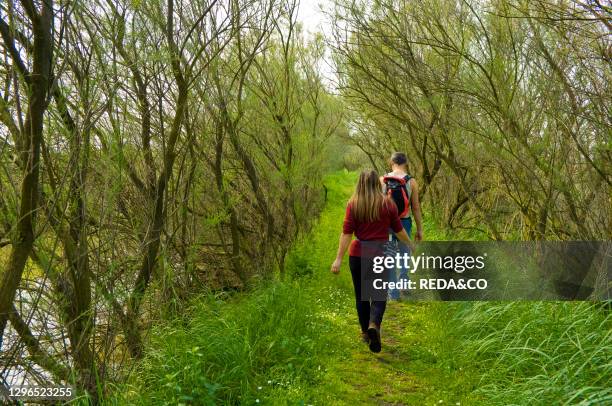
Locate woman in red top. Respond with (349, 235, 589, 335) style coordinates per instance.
(331, 170, 412, 352)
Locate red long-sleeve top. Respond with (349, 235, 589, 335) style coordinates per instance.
(343, 199, 403, 257)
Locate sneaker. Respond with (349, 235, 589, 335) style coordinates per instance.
(367, 324, 381, 353)
(361, 332, 370, 344)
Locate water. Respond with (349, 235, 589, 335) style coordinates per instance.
(1, 280, 66, 386)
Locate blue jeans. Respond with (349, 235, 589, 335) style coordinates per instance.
(388, 217, 412, 300)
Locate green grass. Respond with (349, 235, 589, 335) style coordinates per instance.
(114, 283, 340, 404)
(452, 301, 611, 405)
(107, 170, 357, 405)
(107, 170, 611, 405)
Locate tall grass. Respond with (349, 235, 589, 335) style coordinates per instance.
(110, 282, 350, 405)
(451, 302, 611, 405)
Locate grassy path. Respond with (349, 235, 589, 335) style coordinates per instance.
(316, 301, 478, 405)
(285, 170, 480, 405)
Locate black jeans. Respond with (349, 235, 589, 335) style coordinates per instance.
(349, 256, 388, 332)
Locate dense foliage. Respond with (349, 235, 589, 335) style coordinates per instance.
(0, 0, 343, 399)
(332, 0, 610, 240)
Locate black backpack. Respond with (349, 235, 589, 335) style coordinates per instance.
(383, 175, 412, 217)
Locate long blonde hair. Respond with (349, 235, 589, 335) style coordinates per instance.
(349, 170, 385, 223)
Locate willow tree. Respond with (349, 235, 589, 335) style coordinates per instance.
(332, 0, 610, 240)
(1, 0, 343, 398)
(0, 0, 56, 347)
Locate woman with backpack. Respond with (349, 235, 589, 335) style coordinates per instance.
(381, 152, 424, 300)
(330, 170, 413, 353)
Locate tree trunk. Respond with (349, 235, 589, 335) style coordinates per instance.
(0, 1, 54, 346)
